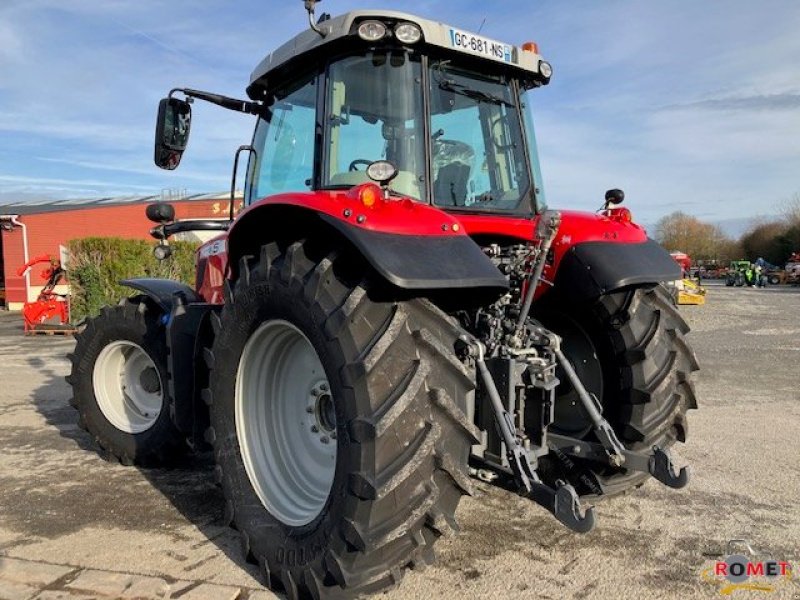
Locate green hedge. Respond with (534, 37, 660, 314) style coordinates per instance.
(67, 237, 198, 322)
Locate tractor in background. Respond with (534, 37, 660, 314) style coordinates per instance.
(726, 260, 752, 286)
(67, 4, 698, 598)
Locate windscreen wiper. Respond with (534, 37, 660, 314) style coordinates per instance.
(438, 79, 513, 107)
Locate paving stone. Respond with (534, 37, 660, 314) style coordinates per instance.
(121, 575, 181, 599)
(0, 557, 73, 586)
(34, 592, 97, 600)
(246, 591, 280, 600)
(179, 582, 242, 600)
(0, 578, 38, 600)
(65, 569, 134, 596)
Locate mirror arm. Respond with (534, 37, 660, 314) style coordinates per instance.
(149, 220, 230, 241)
(169, 88, 263, 116)
(150, 224, 167, 241)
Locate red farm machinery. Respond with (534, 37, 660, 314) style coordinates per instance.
(67, 4, 698, 598)
(17, 253, 72, 334)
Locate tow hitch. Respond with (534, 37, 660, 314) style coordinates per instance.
(548, 434, 690, 490)
(472, 340, 596, 533)
(540, 327, 690, 491)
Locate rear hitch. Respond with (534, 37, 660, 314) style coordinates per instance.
(530, 480, 596, 534)
(530, 328, 689, 490)
(548, 433, 690, 490)
(470, 338, 595, 533)
(648, 446, 691, 488)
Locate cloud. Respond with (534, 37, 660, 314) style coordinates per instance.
(0, 0, 798, 226)
(0, 21, 23, 63)
(662, 94, 800, 112)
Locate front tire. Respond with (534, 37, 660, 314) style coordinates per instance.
(67, 298, 184, 466)
(206, 241, 478, 598)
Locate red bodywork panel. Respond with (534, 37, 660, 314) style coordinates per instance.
(455, 209, 647, 296)
(196, 187, 467, 303)
(195, 188, 649, 304)
(235, 187, 467, 236)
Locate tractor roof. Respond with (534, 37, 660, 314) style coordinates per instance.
(248, 10, 547, 98)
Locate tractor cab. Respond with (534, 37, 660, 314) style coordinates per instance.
(245, 9, 552, 214)
(155, 6, 552, 218)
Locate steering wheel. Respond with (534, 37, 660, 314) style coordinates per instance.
(348, 159, 373, 172)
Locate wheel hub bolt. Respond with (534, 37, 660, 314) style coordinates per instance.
(320, 436, 330, 444)
(311, 425, 319, 433)
(320, 383, 329, 392)
(306, 406, 314, 413)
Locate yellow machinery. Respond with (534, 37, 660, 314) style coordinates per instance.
(676, 278, 706, 305)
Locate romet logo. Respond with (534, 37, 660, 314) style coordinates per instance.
(700, 540, 794, 595)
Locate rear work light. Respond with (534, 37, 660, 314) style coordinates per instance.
(366, 160, 398, 184)
(358, 20, 387, 42)
(394, 22, 422, 44)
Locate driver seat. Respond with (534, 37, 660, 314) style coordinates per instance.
(432, 139, 474, 206)
(434, 162, 471, 206)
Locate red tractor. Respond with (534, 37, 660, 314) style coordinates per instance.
(68, 4, 697, 598)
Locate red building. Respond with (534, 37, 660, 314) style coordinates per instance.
(0, 193, 238, 311)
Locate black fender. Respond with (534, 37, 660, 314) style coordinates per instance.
(554, 239, 681, 302)
(319, 215, 508, 291)
(225, 204, 509, 294)
(121, 278, 215, 442)
(120, 278, 201, 312)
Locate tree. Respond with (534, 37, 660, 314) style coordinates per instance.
(740, 221, 789, 265)
(782, 193, 800, 225)
(653, 212, 736, 261)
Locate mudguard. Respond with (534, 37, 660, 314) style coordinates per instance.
(554, 239, 680, 301)
(120, 278, 201, 313)
(226, 192, 509, 294)
(319, 215, 508, 290)
(121, 278, 213, 440)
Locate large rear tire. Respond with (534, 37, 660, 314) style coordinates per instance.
(67, 298, 184, 466)
(205, 241, 477, 599)
(535, 285, 698, 496)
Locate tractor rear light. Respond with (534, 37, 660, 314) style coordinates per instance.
(608, 207, 633, 223)
(539, 61, 553, 79)
(358, 20, 388, 42)
(356, 183, 382, 208)
(394, 22, 422, 44)
(522, 42, 539, 54)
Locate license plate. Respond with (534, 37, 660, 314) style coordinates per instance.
(449, 28, 513, 63)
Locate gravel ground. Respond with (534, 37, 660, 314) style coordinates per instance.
(0, 284, 798, 599)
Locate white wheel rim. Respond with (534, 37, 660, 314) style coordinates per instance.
(92, 341, 163, 434)
(235, 320, 337, 527)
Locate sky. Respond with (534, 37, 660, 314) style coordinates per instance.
(1, 0, 799, 226)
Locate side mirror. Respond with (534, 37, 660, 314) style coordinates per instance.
(604, 188, 625, 206)
(146, 202, 175, 223)
(154, 98, 192, 170)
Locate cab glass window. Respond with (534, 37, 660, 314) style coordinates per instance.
(323, 52, 425, 201)
(429, 61, 531, 213)
(249, 75, 317, 202)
